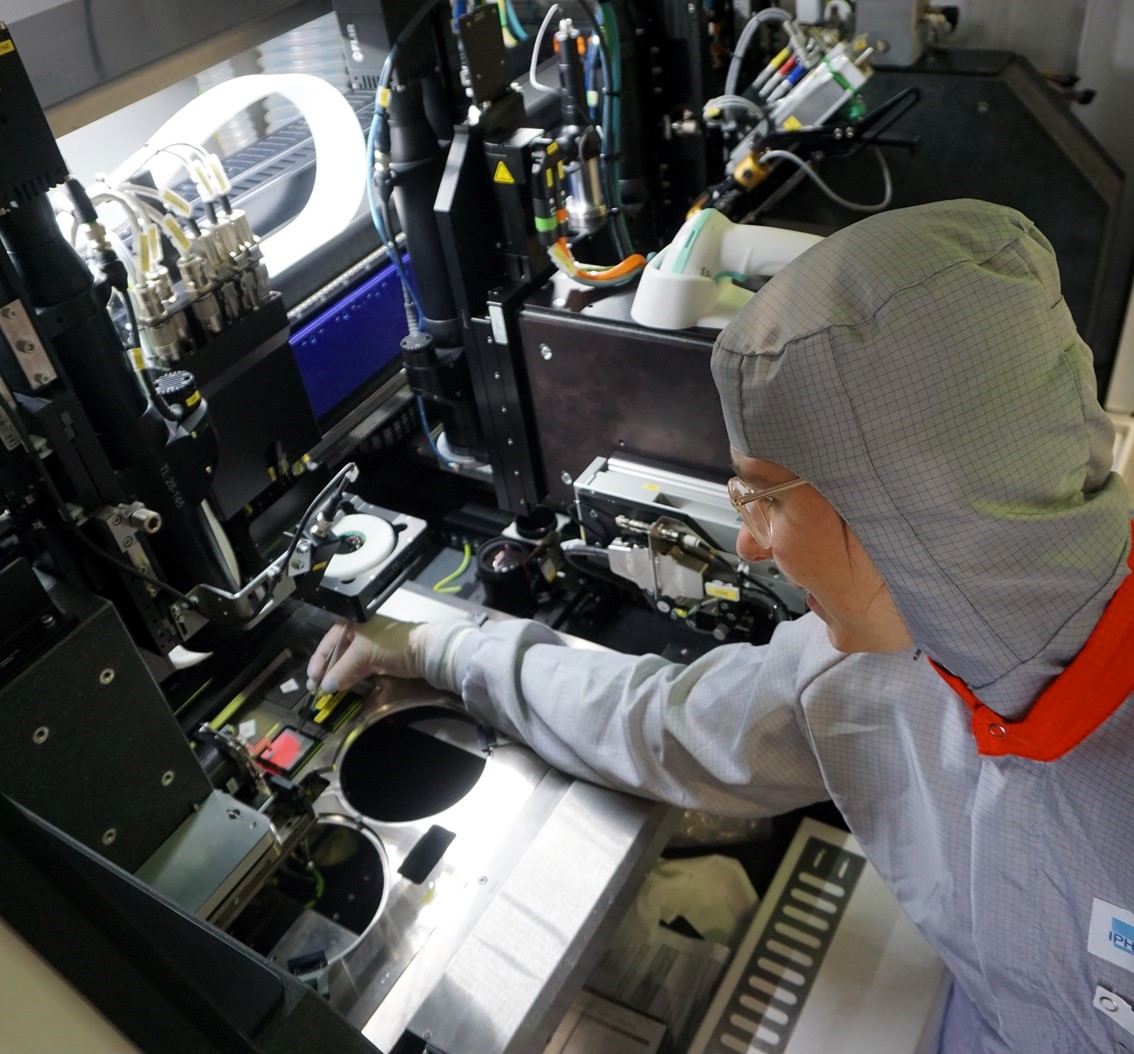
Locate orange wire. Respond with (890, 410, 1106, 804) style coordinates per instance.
(588, 253, 648, 280)
(554, 238, 646, 282)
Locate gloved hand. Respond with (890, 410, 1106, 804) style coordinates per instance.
(306, 615, 438, 694)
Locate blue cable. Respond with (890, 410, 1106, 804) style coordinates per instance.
(366, 109, 424, 319)
(504, 0, 528, 41)
(367, 38, 423, 318)
(416, 395, 450, 465)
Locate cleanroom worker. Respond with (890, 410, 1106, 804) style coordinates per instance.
(308, 199, 1134, 1053)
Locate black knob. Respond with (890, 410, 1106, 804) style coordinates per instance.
(400, 331, 436, 367)
(154, 370, 201, 410)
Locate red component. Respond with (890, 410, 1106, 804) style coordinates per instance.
(259, 728, 308, 773)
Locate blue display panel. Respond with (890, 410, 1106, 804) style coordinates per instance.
(291, 258, 410, 425)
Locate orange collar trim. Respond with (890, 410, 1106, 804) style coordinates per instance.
(930, 523, 1134, 762)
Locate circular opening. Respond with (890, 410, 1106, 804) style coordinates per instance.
(339, 706, 487, 822)
(477, 537, 531, 575)
(475, 538, 536, 615)
(326, 513, 397, 581)
(229, 819, 386, 964)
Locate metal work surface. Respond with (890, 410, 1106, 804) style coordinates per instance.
(205, 585, 675, 1052)
(345, 586, 677, 1053)
(400, 778, 675, 1054)
(306, 682, 557, 1028)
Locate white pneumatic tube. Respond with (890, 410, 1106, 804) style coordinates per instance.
(109, 75, 366, 279)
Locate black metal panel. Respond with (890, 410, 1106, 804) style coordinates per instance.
(518, 289, 729, 508)
(0, 558, 57, 675)
(0, 25, 69, 203)
(183, 294, 321, 521)
(0, 575, 212, 871)
(474, 294, 546, 513)
(436, 126, 550, 512)
(483, 131, 552, 285)
(457, 3, 510, 106)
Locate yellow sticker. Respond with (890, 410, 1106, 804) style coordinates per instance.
(493, 160, 516, 184)
(705, 582, 741, 602)
(185, 389, 201, 407)
(0, 41, 14, 57)
(782, 115, 803, 131)
(642, 483, 660, 491)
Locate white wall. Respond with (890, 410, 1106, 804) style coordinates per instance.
(1075, 0, 1134, 411)
(939, 0, 1134, 411)
(949, 0, 1089, 72)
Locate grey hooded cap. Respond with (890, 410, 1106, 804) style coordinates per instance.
(711, 198, 1130, 687)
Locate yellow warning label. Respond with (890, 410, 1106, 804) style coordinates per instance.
(0, 40, 14, 56)
(493, 161, 516, 185)
(706, 582, 741, 602)
(782, 115, 803, 131)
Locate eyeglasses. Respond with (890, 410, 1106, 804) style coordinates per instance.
(727, 476, 807, 547)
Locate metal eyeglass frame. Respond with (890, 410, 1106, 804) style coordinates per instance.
(727, 476, 807, 547)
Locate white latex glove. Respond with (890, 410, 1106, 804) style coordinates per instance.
(306, 615, 437, 694)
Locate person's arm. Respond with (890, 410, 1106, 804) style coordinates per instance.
(447, 616, 831, 817)
(308, 613, 832, 816)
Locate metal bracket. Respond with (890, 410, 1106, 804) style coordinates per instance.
(96, 503, 162, 582)
(0, 299, 57, 391)
(186, 553, 295, 625)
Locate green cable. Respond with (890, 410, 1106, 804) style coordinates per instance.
(433, 543, 473, 594)
(599, 2, 634, 259)
(496, 0, 517, 46)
